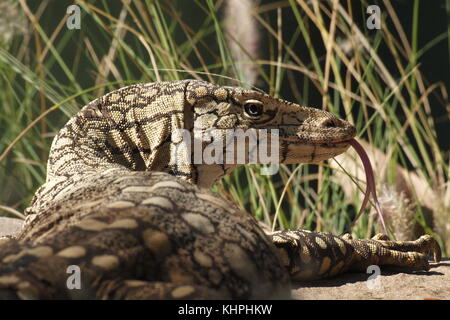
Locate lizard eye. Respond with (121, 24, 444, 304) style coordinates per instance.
(243, 100, 263, 119)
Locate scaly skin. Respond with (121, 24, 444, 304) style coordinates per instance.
(0, 80, 441, 299)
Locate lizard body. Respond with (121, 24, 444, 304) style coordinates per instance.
(0, 80, 440, 299)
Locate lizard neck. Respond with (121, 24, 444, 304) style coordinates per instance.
(47, 81, 195, 181)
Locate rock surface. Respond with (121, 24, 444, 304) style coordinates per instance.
(292, 260, 450, 300)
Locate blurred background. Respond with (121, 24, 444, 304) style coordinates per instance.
(0, 0, 449, 256)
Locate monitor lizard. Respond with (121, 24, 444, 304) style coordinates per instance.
(0, 80, 441, 299)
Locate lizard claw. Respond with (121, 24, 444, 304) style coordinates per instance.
(418, 234, 441, 263)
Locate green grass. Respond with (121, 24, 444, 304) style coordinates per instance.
(0, 0, 448, 256)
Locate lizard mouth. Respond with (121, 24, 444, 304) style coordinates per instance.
(280, 139, 353, 164)
(278, 131, 356, 147)
(279, 137, 353, 149)
(318, 139, 353, 148)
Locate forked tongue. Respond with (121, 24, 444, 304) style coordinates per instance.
(348, 139, 387, 233)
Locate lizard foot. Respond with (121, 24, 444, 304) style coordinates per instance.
(270, 230, 441, 281)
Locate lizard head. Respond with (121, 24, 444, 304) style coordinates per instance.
(44, 79, 357, 190)
(185, 80, 356, 168)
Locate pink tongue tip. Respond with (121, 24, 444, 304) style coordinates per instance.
(348, 139, 387, 233)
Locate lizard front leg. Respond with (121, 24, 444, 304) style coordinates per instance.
(269, 230, 441, 281)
